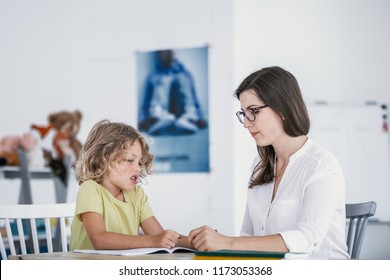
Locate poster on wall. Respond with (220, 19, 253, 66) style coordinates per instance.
(136, 46, 209, 173)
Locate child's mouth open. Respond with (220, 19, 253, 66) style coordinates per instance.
(131, 175, 139, 184)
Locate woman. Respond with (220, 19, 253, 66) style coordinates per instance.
(188, 66, 349, 259)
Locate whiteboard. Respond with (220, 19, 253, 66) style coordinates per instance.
(307, 102, 390, 222)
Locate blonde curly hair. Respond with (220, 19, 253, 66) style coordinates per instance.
(75, 120, 154, 184)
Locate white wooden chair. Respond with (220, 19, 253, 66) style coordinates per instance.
(0, 203, 75, 260)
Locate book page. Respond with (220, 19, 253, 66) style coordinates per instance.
(74, 247, 194, 256)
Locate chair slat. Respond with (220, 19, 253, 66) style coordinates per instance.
(59, 217, 68, 252)
(30, 218, 40, 254)
(16, 218, 27, 255)
(45, 218, 53, 253)
(4, 218, 16, 257)
(0, 232, 7, 260)
(346, 219, 355, 254)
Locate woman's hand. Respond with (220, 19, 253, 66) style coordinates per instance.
(188, 225, 232, 251)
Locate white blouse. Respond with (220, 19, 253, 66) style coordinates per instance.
(240, 138, 350, 259)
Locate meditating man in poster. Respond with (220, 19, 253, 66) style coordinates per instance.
(137, 46, 210, 173)
(139, 49, 207, 136)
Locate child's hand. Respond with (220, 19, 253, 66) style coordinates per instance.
(176, 235, 195, 249)
(152, 229, 180, 249)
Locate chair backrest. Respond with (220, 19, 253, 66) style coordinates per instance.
(0, 203, 75, 260)
(345, 201, 377, 259)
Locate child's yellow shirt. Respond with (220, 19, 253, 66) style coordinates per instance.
(70, 180, 154, 250)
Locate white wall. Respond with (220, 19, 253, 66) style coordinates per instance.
(233, 0, 390, 259)
(0, 0, 236, 236)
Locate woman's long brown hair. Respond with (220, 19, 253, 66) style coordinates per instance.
(234, 66, 310, 188)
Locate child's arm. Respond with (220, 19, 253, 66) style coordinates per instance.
(140, 217, 194, 248)
(81, 212, 180, 250)
(140, 216, 165, 235)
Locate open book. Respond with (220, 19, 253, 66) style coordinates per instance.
(74, 247, 195, 256)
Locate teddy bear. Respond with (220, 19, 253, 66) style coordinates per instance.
(50, 110, 83, 162)
(31, 110, 82, 163)
(30, 110, 83, 182)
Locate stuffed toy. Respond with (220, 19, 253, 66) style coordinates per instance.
(0, 135, 21, 166)
(0, 131, 43, 167)
(31, 110, 82, 162)
(31, 110, 83, 183)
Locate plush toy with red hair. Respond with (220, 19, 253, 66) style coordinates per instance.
(30, 110, 82, 182)
(32, 110, 83, 164)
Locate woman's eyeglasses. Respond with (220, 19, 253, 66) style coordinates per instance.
(236, 105, 268, 124)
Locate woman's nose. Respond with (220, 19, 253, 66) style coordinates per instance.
(243, 118, 252, 128)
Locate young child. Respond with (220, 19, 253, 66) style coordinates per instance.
(70, 120, 189, 250)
